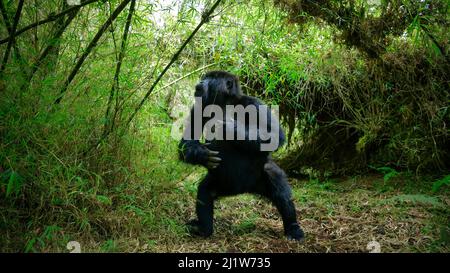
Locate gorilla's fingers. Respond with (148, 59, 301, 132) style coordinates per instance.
(207, 155, 221, 169)
(207, 162, 220, 169)
(207, 149, 219, 155)
(206, 148, 220, 157)
(203, 146, 221, 168)
(209, 156, 221, 163)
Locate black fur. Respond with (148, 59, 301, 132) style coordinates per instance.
(179, 70, 304, 241)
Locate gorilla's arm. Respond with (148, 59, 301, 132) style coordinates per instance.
(229, 97, 286, 154)
(178, 107, 221, 168)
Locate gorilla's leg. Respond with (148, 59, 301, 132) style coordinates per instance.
(187, 175, 215, 237)
(263, 161, 305, 241)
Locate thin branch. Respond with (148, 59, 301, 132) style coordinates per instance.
(0, 0, 101, 45)
(54, 0, 132, 104)
(0, 0, 23, 64)
(125, 0, 223, 127)
(27, 7, 80, 82)
(103, 0, 136, 137)
(88, 0, 223, 153)
(155, 62, 218, 94)
(0, 0, 24, 74)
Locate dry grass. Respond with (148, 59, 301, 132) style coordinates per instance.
(71, 174, 449, 253)
(2, 172, 448, 253)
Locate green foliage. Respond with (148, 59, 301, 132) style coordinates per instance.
(1, 170, 24, 198)
(0, 0, 448, 253)
(371, 166, 400, 182)
(191, 0, 450, 176)
(101, 239, 117, 253)
(233, 217, 257, 235)
(96, 195, 113, 206)
(25, 225, 62, 253)
(387, 194, 444, 208)
(432, 175, 450, 193)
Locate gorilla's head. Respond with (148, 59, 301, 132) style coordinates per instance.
(195, 71, 242, 105)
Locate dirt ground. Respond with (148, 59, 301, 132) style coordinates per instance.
(134, 174, 450, 253)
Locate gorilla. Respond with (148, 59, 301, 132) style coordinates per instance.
(178, 71, 304, 241)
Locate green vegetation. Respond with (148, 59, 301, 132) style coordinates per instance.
(0, 0, 448, 252)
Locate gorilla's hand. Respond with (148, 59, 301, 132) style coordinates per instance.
(203, 143, 221, 169)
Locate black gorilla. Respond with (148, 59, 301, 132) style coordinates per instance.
(178, 71, 304, 241)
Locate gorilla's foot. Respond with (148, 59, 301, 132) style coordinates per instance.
(285, 223, 305, 242)
(186, 219, 213, 237)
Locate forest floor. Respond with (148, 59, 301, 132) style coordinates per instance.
(150, 174, 449, 253)
(61, 173, 449, 253)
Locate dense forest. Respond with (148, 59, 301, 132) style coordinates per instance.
(0, 0, 449, 253)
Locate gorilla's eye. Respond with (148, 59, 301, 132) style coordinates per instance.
(226, 80, 233, 90)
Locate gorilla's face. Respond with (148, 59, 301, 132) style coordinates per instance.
(194, 77, 227, 105)
(194, 72, 241, 106)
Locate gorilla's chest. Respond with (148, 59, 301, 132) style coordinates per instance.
(207, 140, 267, 194)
